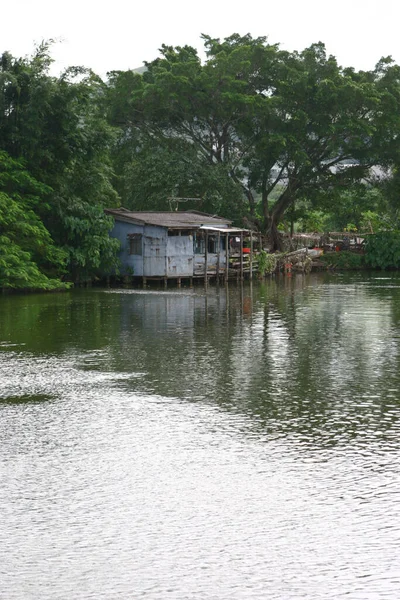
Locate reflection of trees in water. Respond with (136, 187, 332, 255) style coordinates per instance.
(0, 291, 121, 355)
(236, 275, 400, 447)
(2, 278, 400, 446)
(114, 278, 400, 447)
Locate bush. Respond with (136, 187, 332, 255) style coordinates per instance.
(364, 232, 400, 270)
(320, 251, 365, 270)
(257, 250, 277, 276)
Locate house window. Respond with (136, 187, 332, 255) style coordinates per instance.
(194, 233, 205, 254)
(194, 233, 224, 254)
(168, 229, 192, 237)
(207, 236, 217, 254)
(128, 234, 142, 255)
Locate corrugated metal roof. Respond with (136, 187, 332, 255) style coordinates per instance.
(105, 208, 232, 229)
(199, 226, 249, 234)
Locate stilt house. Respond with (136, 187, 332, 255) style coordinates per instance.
(105, 208, 249, 281)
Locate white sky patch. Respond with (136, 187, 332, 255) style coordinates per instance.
(2, 0, 400, 77)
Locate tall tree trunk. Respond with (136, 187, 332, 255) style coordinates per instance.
(245, 187, 256, 216)
(261, 174, 269, 225)
(266, 217, 281, 252)
(264, 175, 299, 251)
(230, 170, 256, 216)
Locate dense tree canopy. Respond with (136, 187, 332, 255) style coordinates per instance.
(2, 35, 400, 289)
(108, 34, 400, 248)
(0, 151, 67, 289)
(0, 44, 119, 289)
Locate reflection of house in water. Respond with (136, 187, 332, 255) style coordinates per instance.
(115, 287, 255, 400)
(119, 289, 228, 334)
(105, 209, 250, 285)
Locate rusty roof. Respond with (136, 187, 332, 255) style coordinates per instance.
(105, 208, 232, 229)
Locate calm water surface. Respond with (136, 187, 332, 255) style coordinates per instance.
(1, 273, 400, 599)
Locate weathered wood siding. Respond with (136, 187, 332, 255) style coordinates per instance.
(111, 222, 194, 277)
(194, 253, 227, 275)
(112, 220, 145, 276)
(110, 220, 232, 278)
(166, 235, 194, 277)
(143, 227, 167, 276)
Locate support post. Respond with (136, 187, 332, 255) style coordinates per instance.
(240, 231, 244, 281)
(249, 231, 253, 281)
(216, 231, 220, 281)
(204, 232, 208, 286)
(225, 233, 229, 283)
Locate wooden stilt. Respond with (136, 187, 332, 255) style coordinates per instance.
(225, 233, 229, 283)
(240, 231, 244, 281)
(216, 231, 220, 281)
(204, 232, 208, 286)
(250, 231, 253, 280)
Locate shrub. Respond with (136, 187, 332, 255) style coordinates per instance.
(364, 232, 400, 269)
(257, 250, 278, 276)
(320, 251, 365, 270)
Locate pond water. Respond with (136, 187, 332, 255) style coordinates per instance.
(1, 273, 400, 599)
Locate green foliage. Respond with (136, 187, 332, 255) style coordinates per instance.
(60, 203, 121, 280)
(0, 45, 121, 287)
(257, 250, 277, 276)
(3, 37, 400, 289)
(0, 236, 68, 290)
(297, 210, 331, 233)
(116, 137, 244, 219)
(364, 232, 400, 269)
(0, 152, 68, 289)
(296, 186, 395, 234)
(49, 142, 121, 280)
(107, 35, 400, 249)
(320, 251, 365, 270)
(359, 210, 390, 233)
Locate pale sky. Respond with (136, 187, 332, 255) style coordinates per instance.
(3, 0, 400, 77)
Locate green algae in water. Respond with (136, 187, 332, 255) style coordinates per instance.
(0, 393, 55, 405)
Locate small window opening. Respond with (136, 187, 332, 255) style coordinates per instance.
(207, 236, 217, 254)
(194, 233, 205, 254)
(128, 234, 143, 255)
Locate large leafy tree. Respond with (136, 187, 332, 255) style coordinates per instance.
(106, 35, 270, 217)
(0, 151, 67, 290)
(113, 136, 243, 217)
(0, 44, 120, 283)
(108, 35, 400, 249)
(244, 45, 400, 247)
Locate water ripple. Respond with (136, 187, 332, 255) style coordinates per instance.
(1, 277, 400, 599)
